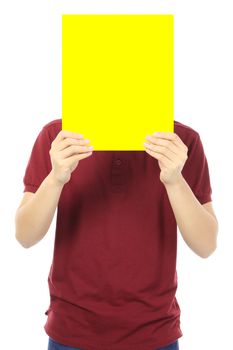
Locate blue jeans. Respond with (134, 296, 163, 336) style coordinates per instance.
(48, 338, 83, 350)
(158, 340, 179, 350)
(48, 337, 179, 350)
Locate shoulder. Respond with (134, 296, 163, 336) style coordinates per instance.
(42, 118, 62, 132)
(174, 120, 199, 138)
(40, 118, 62, 142)
(174, 120, 201, 147)
(175, 120, 208, 166)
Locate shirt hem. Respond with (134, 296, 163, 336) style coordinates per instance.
(44, 324, 183, 350)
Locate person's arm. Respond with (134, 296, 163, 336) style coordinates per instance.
(144, 130, 218, 258)
(164, 177, 218, 258)
(15, 173, 64, 248)
(15, 130, 93, 248)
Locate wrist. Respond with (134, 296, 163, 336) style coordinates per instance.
(47, 171, 66, 189)
(163, 174, 186, 190)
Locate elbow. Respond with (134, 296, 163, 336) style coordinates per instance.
(15, 213, 32, 249)
(15, 232, 31, 249)
(199, 243, 217, 259)
(199, 229, 218, 259)
(15, 221, 31, 249)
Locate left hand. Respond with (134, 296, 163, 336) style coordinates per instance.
(143, 132, 188, 186)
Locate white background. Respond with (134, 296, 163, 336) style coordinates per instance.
(0, 0, 232, 349)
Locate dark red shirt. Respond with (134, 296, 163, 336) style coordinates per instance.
(23, 119, 212, 350)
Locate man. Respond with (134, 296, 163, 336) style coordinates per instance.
(15, 119, 218, 350)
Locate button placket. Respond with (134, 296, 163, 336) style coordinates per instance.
(111, 155, 127, 190)
(115, 159, 122, 166)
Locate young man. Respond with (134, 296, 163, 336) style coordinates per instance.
(15, 118, 218, 350)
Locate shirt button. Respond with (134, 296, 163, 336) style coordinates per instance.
(115, 159, 122, 165)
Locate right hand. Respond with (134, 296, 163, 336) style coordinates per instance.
(49, 130, 94, 185)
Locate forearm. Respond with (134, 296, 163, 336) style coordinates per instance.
(15, 171, 64, 248)
(164, 175, 218, 258)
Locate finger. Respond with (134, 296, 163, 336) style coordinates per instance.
(53, 130, 84, 146)
(56, 137, 90, 152)
(60, 130, 84, 139)
(61, 144, 93, 159)
(145, 148, 173, 167)
(64, 151, 93, 167)
(152, 132, 187, 150)
(145, 138, 186, 162)
(145, 136, 181, 153)
(144, 142, 177, 162)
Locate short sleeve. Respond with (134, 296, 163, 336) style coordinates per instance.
(23, 126, 52, 193)
(182, 133, 213, 204)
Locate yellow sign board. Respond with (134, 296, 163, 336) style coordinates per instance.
(62, 14, 174, 150)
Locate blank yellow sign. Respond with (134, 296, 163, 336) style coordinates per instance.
(62, 14, 174, 150)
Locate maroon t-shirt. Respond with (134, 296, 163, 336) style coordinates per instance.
(23, 119, 212, 350)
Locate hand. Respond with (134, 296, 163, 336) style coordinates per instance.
(49, 130, 94, 185)
(143, 132, 188, 186)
